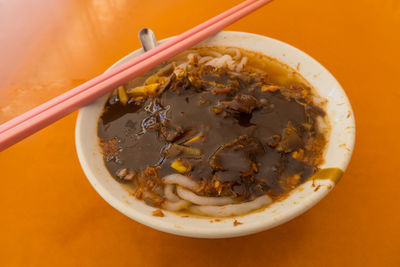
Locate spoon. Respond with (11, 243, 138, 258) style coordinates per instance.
(138, 28, 158, 51)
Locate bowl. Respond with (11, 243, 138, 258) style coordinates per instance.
(75, 31, 355, 238)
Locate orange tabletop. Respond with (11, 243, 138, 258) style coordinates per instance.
(1, 0, 399, 266)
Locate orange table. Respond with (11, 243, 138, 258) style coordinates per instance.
(1, 0, 399, 266)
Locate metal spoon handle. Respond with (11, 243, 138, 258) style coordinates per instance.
(138, 28, 158, 52)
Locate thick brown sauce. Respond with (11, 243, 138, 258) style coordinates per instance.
(98, 47, 327, 207)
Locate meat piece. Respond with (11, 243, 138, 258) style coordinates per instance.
(160, 123, 183, 142)
(220, 94, 261, 114)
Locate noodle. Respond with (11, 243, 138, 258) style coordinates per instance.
(162, 199, 191, 211)
(189, 195, 272, 217)
(164, 184, 180, 202)
(176, 186, 235, 206)
(225, 47, 241, 59)
(162, 174, 199, 191)
(235, 56, 248, 72)
(207, 51, 222, 57)
(198, 56, 214, 64)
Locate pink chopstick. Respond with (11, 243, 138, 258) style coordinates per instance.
(0, 0, 257, 135)
(0, 0, 273, 151)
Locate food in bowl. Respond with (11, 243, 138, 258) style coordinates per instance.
(97, 46, 328, 217)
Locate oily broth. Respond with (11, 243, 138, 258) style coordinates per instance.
(99, 46, 329, 218)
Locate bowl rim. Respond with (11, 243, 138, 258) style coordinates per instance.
(75, 31, 355, 238)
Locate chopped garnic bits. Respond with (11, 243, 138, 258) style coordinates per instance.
(98, 47, 327, 217)
(152, 209, 164, 217)
(233, 220, 243, 226)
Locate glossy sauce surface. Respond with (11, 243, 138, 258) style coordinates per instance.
(98, 47, 326, 202)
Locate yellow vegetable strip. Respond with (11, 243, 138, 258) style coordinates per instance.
(117, 85, 128, 105)
(183, 135, 202, 145)
(171, 159, 189, 174)
(127, 83, 160, 96)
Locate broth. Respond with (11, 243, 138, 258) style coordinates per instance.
(98, 46, 327, 217)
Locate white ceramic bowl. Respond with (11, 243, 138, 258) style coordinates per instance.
(75, 31, 355, 238)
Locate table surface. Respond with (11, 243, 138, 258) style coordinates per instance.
(1, 0, 399, 266)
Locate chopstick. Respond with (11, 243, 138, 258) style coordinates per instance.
(0, 0, 273, 151)
(0, 0, 259, 135)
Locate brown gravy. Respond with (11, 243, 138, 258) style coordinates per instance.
(97, 47, 327, 215)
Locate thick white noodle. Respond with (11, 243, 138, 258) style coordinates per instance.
(164, 184, 180, 202)
(235, 56, 248, 72)
(225, 47, 241, 59)
(205, 55, 236, 70)
(162, 200, 191, 211)
(155, 63, 174, 76)
(176, 186, 235, 206)
(157, 177, 192, 211)
(162, 174, 199, 191)
(198, 56, 214, 64)
(189, 195, 272, 217)
(207, 51, 222, 57)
